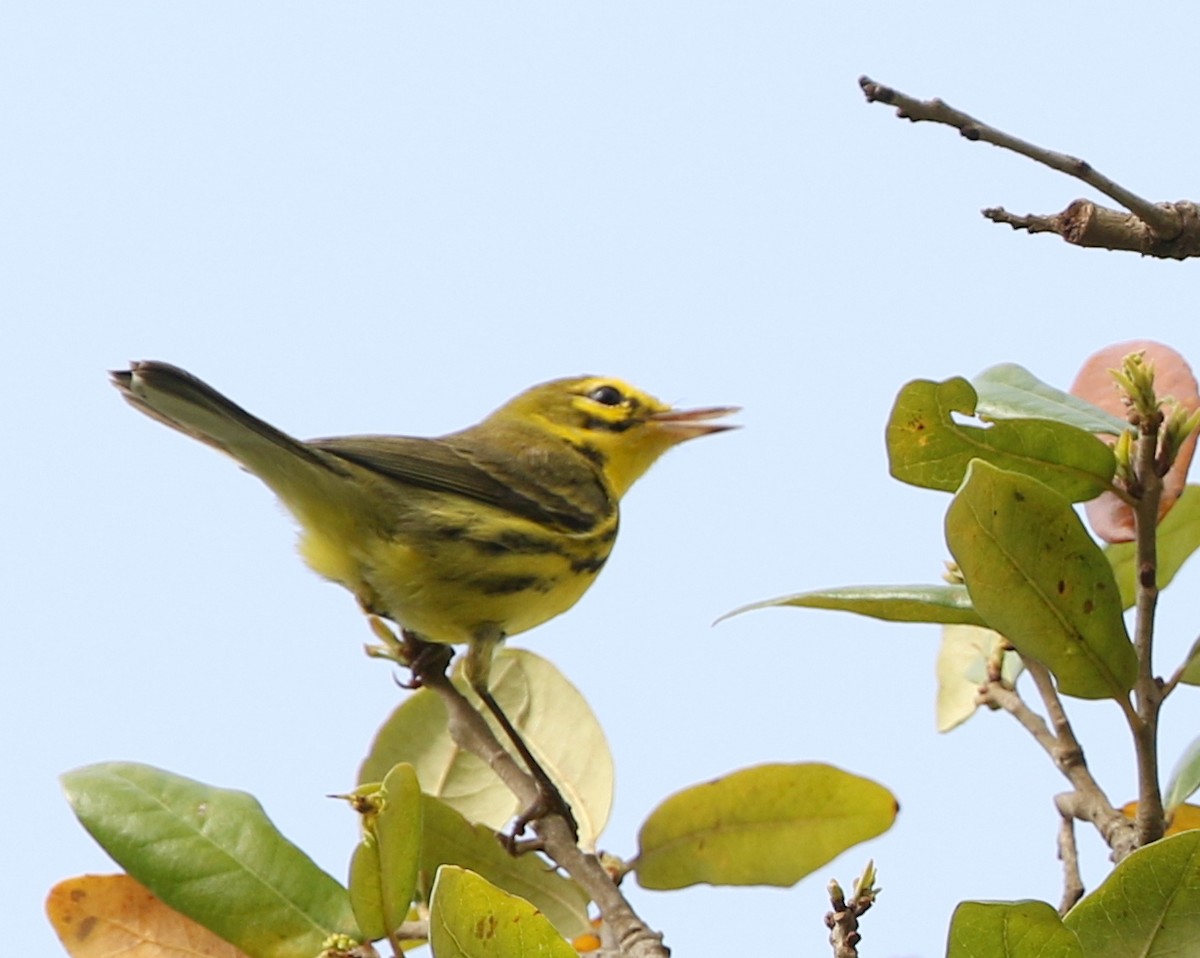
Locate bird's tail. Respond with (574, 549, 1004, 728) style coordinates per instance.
(110, 361, 355, 502)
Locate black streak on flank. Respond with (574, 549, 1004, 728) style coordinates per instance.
(475, 575, 545, 596)
(471, 530, 559, 556)
(571, 553, 609, 575)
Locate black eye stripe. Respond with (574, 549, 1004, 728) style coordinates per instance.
(587, 384, 624, 406)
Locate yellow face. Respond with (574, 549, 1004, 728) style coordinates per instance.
(490, 376, 737, 498)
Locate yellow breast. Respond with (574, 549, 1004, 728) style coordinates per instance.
(297, 489, 618, 645)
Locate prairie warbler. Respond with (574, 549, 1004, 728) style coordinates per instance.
(111, 362, 735, 682)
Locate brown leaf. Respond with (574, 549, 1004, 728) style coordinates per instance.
(46, 874, 251, 958)
(1070, 340, 1199, 543)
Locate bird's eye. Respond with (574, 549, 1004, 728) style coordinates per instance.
(587, 384, 624, 406)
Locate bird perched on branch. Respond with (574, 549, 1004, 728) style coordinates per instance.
(112, 361, 735, 838)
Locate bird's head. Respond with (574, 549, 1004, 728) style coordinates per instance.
(489, 375, 738, 497)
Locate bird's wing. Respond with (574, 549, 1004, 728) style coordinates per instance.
(312, 434, 611, 534)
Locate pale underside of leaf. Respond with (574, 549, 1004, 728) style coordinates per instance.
(973, 363, 1129, 435)
(721, 583, 985, 626)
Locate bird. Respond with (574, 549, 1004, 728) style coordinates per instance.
(111, 361, 736, 836)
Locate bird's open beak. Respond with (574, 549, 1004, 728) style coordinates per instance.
(648, 405, 740, 442)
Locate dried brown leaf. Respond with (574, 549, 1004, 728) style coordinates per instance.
(47, 874, 250, 958)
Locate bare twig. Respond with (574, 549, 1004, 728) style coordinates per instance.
(1053, 807, 1085, 913)
(859, 75, 1200, 259)
(825, 863, 878, 958)
(410, 649, 670, 958)
(1161, 636, 1199, 698)
(979, 672, 1136, 861)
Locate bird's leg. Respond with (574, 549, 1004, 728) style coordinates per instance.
(467, 630, 580, 846)
(362, 615, 453, 688)
(476, 684, 580, 845)
(401, 631, 455, 689)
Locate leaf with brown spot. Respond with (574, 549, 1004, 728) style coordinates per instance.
(428, 866, 575, 958)
(946, 460, 1136, 700)
(886, 377, 1114, 501)
(47, 874, 250, 958)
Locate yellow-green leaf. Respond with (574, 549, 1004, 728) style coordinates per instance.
(1181, 637, 1200, 687)
(348, 836, 386, 942)
(948, 900, 1082, 958)
(428, 866, 575, 958)
(1164, 736, 1200, 813)
(936, 625, 1024, 733)
(946, 460, 1136, 700)
(1065, 831, 1200, 955)
(360, 650, 613, 849)
(419, 795, 591, 941)
(721, 584, 985, 626)
(634, 763, 896, 890)
(373, 764, 423, 940)
(1107, 485, 1200, 609)
(359, 675, 514, 833)
(887, 377, 1114, 500)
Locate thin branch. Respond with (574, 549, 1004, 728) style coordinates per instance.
(825, 863, 878, 958)
(411, 651, 670, 958)
(859, 75, 1200, 259)
(979, 677, 1059, 754)
(1130, 410, 1167, 844)
(979, 671, 1136, 860)
(1053, 808, 1085, 914)
(1161, 637, 1199, 698)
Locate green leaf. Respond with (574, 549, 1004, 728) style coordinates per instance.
(349, 834, 387, 942)
(1164, 736, 1200, 813)
(1180, 637, 1200, 687)
(1107, 485, 1200, 609)
(360, 649, 613, 849)
(972, 363, 1129, 435)
(359, 676, 512, 829)
(373, 764, 423, 939)
(61, 762, 359, 958)
(1065, 830, 1200, 955)
(947, 900, 1082, 958)
(936, 625, 1024, 733)
(428, 866, 576, 958)
(720, 584, 986, 626)
(946, 460, 1136, 700)
(419, 795, 591, 940)
(886, 377, 1115, 501)
(634, 763, 896, 890)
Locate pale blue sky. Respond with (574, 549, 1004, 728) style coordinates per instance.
(7, 3, 1200, 956)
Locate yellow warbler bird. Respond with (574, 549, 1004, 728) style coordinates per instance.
(110, 362, 736, 685)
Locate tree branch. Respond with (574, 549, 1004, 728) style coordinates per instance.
(1053, 809, 1085, 914)
(979, 669, 1136, 861)
(412, 651, 670, 958)
(825, 863, 878, 958)
(859, 75, 1200, 259)
(1130, 405, 1166, 844)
